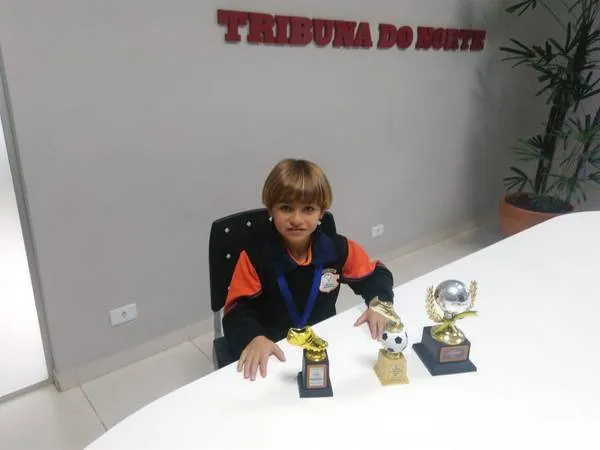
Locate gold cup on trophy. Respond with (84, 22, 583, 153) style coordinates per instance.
(370, 298, 409, 385)
(287, 326, 333, 398)
(412, 279, 478, 376)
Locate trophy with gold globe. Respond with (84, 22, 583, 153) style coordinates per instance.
(413, 279, 478, 376)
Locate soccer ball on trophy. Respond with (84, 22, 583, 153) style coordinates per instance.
(379, 329, 409, 354)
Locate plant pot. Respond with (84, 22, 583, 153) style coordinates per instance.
(498, 193, 574, 237)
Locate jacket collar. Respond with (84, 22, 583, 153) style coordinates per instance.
(269, 225, 337, 273)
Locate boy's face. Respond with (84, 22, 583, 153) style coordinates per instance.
(270, 201, 323, 247)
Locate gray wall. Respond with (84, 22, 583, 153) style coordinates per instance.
(1, 0, 591, 376)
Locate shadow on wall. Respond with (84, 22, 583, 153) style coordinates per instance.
(459, 0, 567, 221)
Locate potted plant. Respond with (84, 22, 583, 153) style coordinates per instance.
(498, 0, 600, 236)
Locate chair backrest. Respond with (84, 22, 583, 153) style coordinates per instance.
(208, 208, 337, 312)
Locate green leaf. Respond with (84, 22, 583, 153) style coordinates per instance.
(501, 39, 536, 56)
(506, 0, 538, 15)
(505, 177, 525, 192)
(504, 166, 534, 193)
(535, 83, 558, 98)
(559, 150, 579, 170)
(548, 38, 566, 54)
(582, 87, 600, 99)
(564, 23, 574, 52)
(513, 135, 546, 162)
(552, 174, 585, 204)
(531, 44, 548, 60)
(588, 145, 600, 169)
(499, 47, 532, 57)
(569, 0, 584, 14)
(588, 172, 600, 185)
(545, 176, 563, 196)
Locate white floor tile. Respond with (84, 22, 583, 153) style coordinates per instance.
(0, 384, 104, 450)
(81, 342, 213, 429)
(335, 283, 363, 312)
(191, 332, 213, 360)
(390, 227, 501, 282)
(384, 257, 420, 286)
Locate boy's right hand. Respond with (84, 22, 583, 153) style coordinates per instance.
(237, 336, 286, 381)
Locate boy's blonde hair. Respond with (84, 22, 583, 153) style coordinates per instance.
(262, 159, 333, 210)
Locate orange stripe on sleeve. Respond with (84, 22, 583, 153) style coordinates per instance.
(342, 239, 378, 280)
(224, 250, 262, 314)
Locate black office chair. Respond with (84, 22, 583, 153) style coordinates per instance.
(208, 208, 337, 369)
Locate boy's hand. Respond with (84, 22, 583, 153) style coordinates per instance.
(354, 306, 389, 340)
(237, 336, 286, 381)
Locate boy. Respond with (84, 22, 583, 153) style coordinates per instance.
(222, 159, 396, 381)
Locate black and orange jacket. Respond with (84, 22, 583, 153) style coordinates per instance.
(222, 224, 394, 359)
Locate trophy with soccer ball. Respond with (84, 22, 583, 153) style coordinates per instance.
(287, 326, 333, 398)
(413, 279, 478, 376)
(370, 298, 409, 385)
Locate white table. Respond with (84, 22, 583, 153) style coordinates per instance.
(86, 212, 600, 450)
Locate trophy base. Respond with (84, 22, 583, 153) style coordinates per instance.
(374, 349, 409, 385)
(296, 349, 333, 398)
(296, 372, 333, 398)
(412, 326, 477, 376)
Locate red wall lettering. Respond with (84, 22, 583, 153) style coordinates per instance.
(247, 13, 275, 44)
(354, 22, 373, 48)
(432, 28, 447, 50)
(217, 10, 249, 42)
(397, 26, 414, 49)
(333, 21, 357, 48)
(377, 24, 396, 49)
(313, 19, 335, 47)
(216, 10, 487, 52)
(415, 27, 434, 50)
(458, 30, 474, 50)
(377, 24, 414, 49)
(274, 16, 291, 44)
(470, 30, 487, 51)
(445, 28, 460, 50)
(289, 17, 313, 46)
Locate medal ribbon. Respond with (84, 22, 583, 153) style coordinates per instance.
(276, 264, 323, 329)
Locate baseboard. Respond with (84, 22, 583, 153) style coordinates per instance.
(0, 379, 52, 405)
(53, 316, 213, 391)
(52, 215, 496, 392)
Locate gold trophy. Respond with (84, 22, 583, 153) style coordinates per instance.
(370, 298, 409, 385)
(413, 280, 478, 376)
(287, 326, 333, 397)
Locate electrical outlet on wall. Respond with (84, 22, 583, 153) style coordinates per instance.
(109, 303, 138, 326)
(371, 224, 384, 238)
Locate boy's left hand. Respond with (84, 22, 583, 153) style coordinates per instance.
(354, 306, 388, 340)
